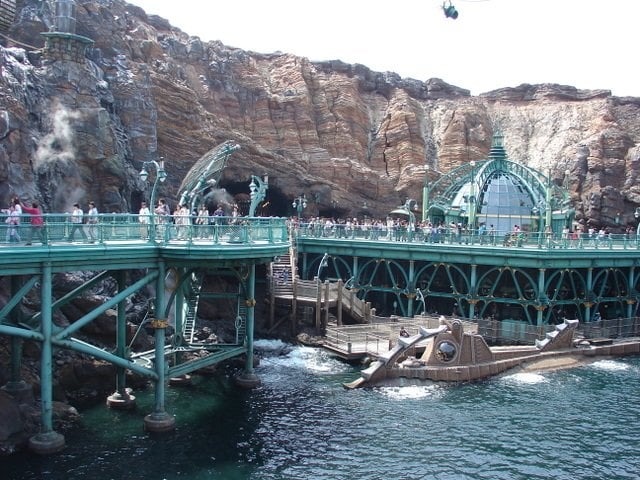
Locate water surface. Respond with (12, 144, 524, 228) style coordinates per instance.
(5, 342, 639, 480)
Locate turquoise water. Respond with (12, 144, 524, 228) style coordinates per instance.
(4, 342, 640, 480)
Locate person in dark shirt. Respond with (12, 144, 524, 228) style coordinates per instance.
(20, 200, 45, 245)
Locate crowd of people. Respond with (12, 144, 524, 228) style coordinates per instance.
(2, 197, 45, 245)
(1, 195, 635, 247)
(295, 216, 498, 243)
(294, 215, 636, 248)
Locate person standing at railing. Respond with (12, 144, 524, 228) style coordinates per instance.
(67, 203, 88, 242)
(197, 205, 210, 238)
(20, 200, 45, 245)
(211, 204, 224, 240)
(87, 201, 98, 243)
(561, 225, 569, 248)
(138, 201, 150, 239)
(576, 225, 585, 248)
(4, 204, 21, 243)
(175, 204, 189, 239)
(155, 198, 170, 240)
(11, 197, 22, 239)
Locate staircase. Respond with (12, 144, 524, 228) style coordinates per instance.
(339, 283, 371, 323)
(535, 318, 579, 351)
(270, 248, 295, 297)
(236, 287, 247, 344)
(182, 271, 204, 344)
(268, 247, 295, 325)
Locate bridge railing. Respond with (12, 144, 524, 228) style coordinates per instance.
(577, 316, 640, 339)
(478, 316, 640, 345)
(324, 315, 477, 356)
(292, 223, 640, 250)
(326, 316, 640, 354)
(0, 213, 289, 246)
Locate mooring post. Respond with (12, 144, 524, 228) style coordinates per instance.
(337, 279, 343, 326)
(323, 280, 330, 330)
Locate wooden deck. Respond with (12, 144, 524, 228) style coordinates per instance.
(323, 315, 478, 360)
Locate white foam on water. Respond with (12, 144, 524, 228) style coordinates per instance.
(588, 359, 630, 372)
(500, 372, 548, 384)
(254, 338, 289, 351)
(378, 384, 442, 400)
(259, 345, 351, 374)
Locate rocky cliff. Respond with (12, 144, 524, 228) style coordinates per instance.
(2, 0, 640, 227)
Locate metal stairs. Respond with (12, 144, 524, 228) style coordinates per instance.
(182, 271, 204, 344)
(235, 292, 247, 345)
(269, 247, 295, 296)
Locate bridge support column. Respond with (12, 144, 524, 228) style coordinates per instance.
(236, 264, 261, 388)
(144, 261, 176, 432)
(584, 268, 593, 322)
(29, 263, 65, 454)
(1, 337, 34, 403)
(536, 268, 546, 326)
(627, 267, 636, 318)
(107, 272, 136, 410)
(407, 261, 415, 317)
(2, 276, 34, 402)
(469, 265, 477, 319)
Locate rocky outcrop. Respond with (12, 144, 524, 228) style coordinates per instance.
(1, 0, 640, 227)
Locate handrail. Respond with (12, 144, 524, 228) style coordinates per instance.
(325, 316, 640, 354)
(290, 222, 640, 251)
(0, 213, 289, 247)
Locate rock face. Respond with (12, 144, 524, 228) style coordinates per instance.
(2, 0, 640, 227)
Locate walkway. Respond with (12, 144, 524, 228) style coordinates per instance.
(0, 214, 289, 453)
(323, 314, 477, 360)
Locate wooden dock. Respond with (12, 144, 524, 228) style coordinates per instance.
(323, 315, 478, 361)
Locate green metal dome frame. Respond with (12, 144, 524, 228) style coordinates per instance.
(422, 133, 574, 234)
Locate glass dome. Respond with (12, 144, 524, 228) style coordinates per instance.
(424, 132, 573, 235)
(476, 172, 536, 233)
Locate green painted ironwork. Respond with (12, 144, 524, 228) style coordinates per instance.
(0, 215, 289, 442)
(248, 174, 269, 217)
(177, 141, 240, 212)
(294, 231, 640, 327)
(423, 133, 573, 234)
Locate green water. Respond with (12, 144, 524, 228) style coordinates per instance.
(4, 341, 640, 480)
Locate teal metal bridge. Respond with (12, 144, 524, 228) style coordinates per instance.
(0, 214, 288, 453)
(294, 225, 640, 327)
(2, 211, 640, 453)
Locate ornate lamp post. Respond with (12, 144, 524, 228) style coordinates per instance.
(468, 160, 477, 231)
(545, 170, 553, 233)
(292, 194, 307, 220)
(635, 207, 640, 239)
(530, 205, 539, 245)
(316, 252, 329, 280)
(248, 174, 268, 217)
(139, 158, 167, 240)
(531, 206, 540, 231)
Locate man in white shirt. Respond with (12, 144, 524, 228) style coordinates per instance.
(68, 203, 87, 242)
(87, 201, 98, 242)
(139, 201, 150, 239)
